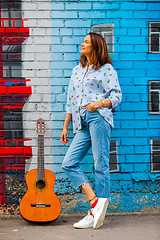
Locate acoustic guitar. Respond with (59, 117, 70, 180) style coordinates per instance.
(20, 118, 61, 222)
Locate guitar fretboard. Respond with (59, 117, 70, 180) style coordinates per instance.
(37, 134, 45, 181)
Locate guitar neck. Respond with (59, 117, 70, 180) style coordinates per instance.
(37, 134, 45, 181)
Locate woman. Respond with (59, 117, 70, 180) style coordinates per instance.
(61, 32, 122, 229)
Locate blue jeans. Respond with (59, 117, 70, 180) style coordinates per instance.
(62, 110, 112, 199)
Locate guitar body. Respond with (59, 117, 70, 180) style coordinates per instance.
(20, 169, 61, 222)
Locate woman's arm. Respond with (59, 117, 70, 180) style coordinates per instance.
(60, 113, 72, 144)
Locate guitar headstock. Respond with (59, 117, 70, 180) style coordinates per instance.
(36, 118, 46, 135)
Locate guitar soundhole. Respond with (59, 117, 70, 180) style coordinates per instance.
(36, 180, 45, 189)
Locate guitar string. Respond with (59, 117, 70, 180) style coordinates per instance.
(37, 135, 45, 182)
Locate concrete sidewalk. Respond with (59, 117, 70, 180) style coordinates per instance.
(0, 212, 160, 240)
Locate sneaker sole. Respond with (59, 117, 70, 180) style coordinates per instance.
(73, 224, 93, 229)
(93, 199, 109, 229)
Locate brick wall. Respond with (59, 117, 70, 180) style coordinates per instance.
(0, 0, 159, 214)
(51, 0, 160, 212)
(22, 0, 53, 172)
(0, 0, 53, 213)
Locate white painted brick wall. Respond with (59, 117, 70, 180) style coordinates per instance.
(22, 0, 52, 171)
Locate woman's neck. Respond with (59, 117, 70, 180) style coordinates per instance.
(86, 55, 92, 66)
(86, 61, 92, 72)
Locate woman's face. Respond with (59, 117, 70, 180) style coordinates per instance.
(80, 35, 92, 58)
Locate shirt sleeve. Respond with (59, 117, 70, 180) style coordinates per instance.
(103, 66, 122, 108)
(66, 78, 72, 114)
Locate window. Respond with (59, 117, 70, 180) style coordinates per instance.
(3, 45, 22, 78)
(4, 108, 23, 144)
(3, 45, 22, 62)
(148, 80, 160, 114)
(151, 139, 160, 173)
(91, 23, 114, 53)
(1, 1, 21, 19)
(149, 22, 160, 53)
(109, 141, 118, 172)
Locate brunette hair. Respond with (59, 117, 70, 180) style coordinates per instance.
(80, 32, 113, 70)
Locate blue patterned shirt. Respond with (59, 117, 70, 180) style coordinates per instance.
(66, 63, 122, 133)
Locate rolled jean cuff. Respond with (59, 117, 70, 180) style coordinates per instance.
(62, 167, 89, 190)
(76, 180, 90, 190)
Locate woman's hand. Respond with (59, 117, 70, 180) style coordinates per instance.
(61, 113, 72, 144)
(60, 128, 69, 144)
(83, 101, 102, 111)
(83, 98, 112, 111)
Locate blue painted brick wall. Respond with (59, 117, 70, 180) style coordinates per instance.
(51, 0, 160, 212)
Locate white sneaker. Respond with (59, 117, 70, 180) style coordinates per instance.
(73, 211, 94, 229)
(92, 198, 109, 229)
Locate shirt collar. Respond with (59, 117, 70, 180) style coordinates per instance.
(86, 62, 93, 69)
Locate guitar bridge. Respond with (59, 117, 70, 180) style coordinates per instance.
(31, 203, 51, 208)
